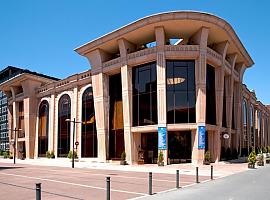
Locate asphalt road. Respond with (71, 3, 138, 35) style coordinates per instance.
(141, 165, 270, 200)
(0, 162, 211, 200)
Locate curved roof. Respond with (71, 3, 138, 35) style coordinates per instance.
(75, 11, 254, 67)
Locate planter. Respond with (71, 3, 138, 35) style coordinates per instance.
(248, 163, 255, 169)
(257, 161, 264, 166)
(203, 161, 210, 165)
(158, 161, 164, 166)
(266, 159, 270, 164)
(138, 159, 144, 165)
(120, 160, 127, 165)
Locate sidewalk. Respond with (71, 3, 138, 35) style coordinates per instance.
(0, 157, 248, 177)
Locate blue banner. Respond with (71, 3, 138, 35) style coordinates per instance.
(198, 126, 206, 149)
(158, 127, 167, 150)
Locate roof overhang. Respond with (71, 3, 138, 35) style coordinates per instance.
(75, 11, 254, 67)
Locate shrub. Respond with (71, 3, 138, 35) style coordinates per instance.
(121, 151, 126, 161)
(158, 151, 164, 163)
(204, 151, 211, 163)
(268, 146, 270, 153)
(3, 151, 8, 159)
(67, 150, 78, 159)
(0, 150, 3, 156)
(46, 151, 55, 159)
(248, 150, 256, 165)
(263, 147, 267, 153)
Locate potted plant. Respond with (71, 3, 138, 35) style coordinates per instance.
(204, 151, 211, 165)
(157, 151, 164, 166)
(67, 150, 78, 161)
(266, 153, 270, 164)
(138, 150, 144, 165)
(257, 153, 264, 166)
(248, 150, 256, 169)
(120, 151, 127, 165)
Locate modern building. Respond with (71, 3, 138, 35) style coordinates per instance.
(0, 11, 269, 164)
(0, 90, 8, 151)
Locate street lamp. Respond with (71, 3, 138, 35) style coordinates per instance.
(9, 128, 22, 164)
(65, 118, 82, 168)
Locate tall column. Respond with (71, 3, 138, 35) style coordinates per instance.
(155, 26, 168, 165)
(234, 84, 241, 153)
(192, 27, 209, 165)
(49, 94, 55, 152)
(225, 54, 237, 148)
(22, 80, 41, 159)
(213, 41, 228, 162)
(84, 49, 111, 162)
(118, 38, 136, 164)
(71, 87, 78, 153)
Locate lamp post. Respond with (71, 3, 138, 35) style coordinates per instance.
(9, 128, 22, 164)
(66, 118, 82, 168)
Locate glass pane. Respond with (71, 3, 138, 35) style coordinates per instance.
(175, 91, 188, 123)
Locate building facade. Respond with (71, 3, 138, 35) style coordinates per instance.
(0, 91, 8, 151)
(0, 11, 269, 164)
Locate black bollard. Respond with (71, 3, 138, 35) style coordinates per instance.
(149, 172, 152, 195)
(196, 167, 199, 183)
(211, 165, 213, 180)
(176, 170, 180, 189)
(106, 177, 110, 200)
(36, 183, 41, 200)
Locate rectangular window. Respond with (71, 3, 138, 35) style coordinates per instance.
(166, 60, 196, 124)
(132, 62, 157, 126)
(206, 64, 216, 125)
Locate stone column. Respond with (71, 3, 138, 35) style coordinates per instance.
(192, 27, 209, 165)
(118, 38, 136, 164)
(22, 80, 41, 159)
(83, 49, 111, 162)
(155, 26, 168, 165)
(49, 94, 55, 152)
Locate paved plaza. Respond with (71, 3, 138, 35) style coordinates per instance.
(0, 158, 248, 200)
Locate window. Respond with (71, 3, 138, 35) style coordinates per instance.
(206, 64, 216, 125)
(81, 87, 97, 158)
(133, 62, 157, 126)
(109, 74, 124, 159)
(166, 60, 195, 123)
(38, 100, 49, 157)
(58, 94, 71, 157)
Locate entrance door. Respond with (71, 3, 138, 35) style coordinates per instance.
(109, 130, 124, 159)
(141, 133, 158, 164)
(168, 131, 191, 164)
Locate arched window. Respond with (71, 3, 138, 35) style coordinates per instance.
(38, 100, 49, 157)
(81, 87, 97, 157)
(58, 94, 71, 157)
(250, 105, 254, 147)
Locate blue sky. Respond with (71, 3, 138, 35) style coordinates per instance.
(0, 1, 269, 103)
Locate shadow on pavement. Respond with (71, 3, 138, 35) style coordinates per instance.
(0, 166, 24, 171)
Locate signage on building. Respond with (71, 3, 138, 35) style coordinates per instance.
(198, 126, 206, 149)
(223, 133, 230, 139)
(158, 127, 167, 150)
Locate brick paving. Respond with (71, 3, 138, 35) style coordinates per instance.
(0, 158, 248, 200)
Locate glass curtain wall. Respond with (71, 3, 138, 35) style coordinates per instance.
(58, 94, 71, 157)
(132, 62, 157, 126)
(38, 100, 49, 157)
(166, 60, 195, 123)
(81, 87, 97, 158)
(109, 74, 124, 159)
(206, 64, 216, 125)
